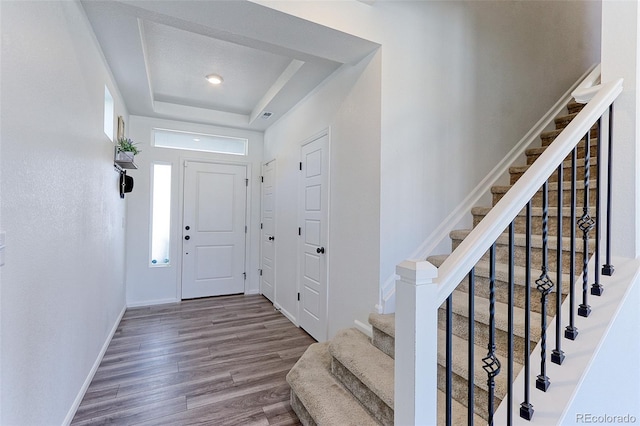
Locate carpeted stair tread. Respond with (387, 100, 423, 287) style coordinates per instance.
(427, 253, 571, 295)
(436, 328, 524, 400)
(509, 155, 598, 177)
(567, 101, 586, 114)
(438, 389, 486, 425)
(491, 179, 597, 195)
(540, 128, 598, 146)
(554, 112, 580, 128)
(369, 313, 395, 359)
(444, 289, 544, 342)
(450, 229, 594, 253)
(329, 328, 394, 410)
(471, 205, 595, 220)
(369, 313, 395, 338)
(286, 342, 379, 426)
(525, 137, 597, 161)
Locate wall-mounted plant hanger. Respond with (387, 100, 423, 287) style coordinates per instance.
(114, 137, 140, 198)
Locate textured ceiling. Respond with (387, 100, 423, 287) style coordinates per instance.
(81, 0, 379, 131)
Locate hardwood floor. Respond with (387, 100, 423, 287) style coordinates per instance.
(71, 294, 315, 425)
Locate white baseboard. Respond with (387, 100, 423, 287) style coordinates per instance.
(354, 319, 373, 338)
(62, 304, 126, 425)
(274, 302, 297, 327)
(126, 297, 178, 308)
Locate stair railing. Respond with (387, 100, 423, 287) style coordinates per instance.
(395, 76, 622, 425)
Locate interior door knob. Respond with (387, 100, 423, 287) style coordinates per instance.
(316, 247, 325, 254)
(268, 236, 275, 241)
(184, 235, 190, 240)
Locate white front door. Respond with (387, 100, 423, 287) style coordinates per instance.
(260, 160, 276, 302)
(298, 132, 329, 341)
(182, 161, 247, 299)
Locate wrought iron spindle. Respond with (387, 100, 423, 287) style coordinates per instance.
(578, 130, 594, 317)
(446, 294, 453, 426)
(483, 244, 501, 425)
(565, 147, 579, 340)
(552, 164, 565, 365)
(602, 104, 615, 276)
(507, 222, 515, 425)
(536, 181, 553, 392)
(520, 202, 534, 420)
(592, 117, 604, 296)
(468, 268, 475, 425)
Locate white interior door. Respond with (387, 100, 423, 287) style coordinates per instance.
(298, 133, 329, 341)
(182, 161, 247, 299)
(260, 160, 276, 302)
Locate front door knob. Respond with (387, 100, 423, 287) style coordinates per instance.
(185, 235, 190, 240)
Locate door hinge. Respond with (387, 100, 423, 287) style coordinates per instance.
(243, 272, 247, 280)
(261, 176, 264, 183)
(245, 178, 249, 186)
(259, 269, 263, 276)
(261, 223, 263, 229)
(297, 292, 301, 301)
(245, 225, 247, 233)
(299, 162, 302, 171)
(298, 227, 301, 236)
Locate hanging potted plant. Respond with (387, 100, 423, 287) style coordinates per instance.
(115, 137, 141, 163)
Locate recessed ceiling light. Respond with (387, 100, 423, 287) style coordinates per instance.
(193, 138, 200, 142)
(206, 74, 223, 85)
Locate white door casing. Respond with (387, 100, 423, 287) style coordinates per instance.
(260, 160, 276, 302)
(298, 132, 330, 341)
(182, 161, 247, 299)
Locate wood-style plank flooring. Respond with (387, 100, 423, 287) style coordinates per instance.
(71, 294, 315, 425)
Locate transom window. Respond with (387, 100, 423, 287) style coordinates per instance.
(153, 128, 247, 156)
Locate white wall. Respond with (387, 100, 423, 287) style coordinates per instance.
(263, 50, 381, 339)
(258, 0, 601, 305)
(125, 116, 264, 306)
(0, 1, 127, 424)
(562, 270, 640, 424)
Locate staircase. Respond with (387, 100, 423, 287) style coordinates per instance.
(287, 99, 599, 424)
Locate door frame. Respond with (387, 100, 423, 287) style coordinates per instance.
(296, 128, 331, 340)
(177, 157, 252, 300)
(259, 158, 277, 302)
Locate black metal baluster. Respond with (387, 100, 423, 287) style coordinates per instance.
(536, 181, 553, 391)
(520, 202, 534, 420)
(507, 222, 515, 426)
(446, 294, 453, 426)
(592, 116, 604, 296)
(565, 147, 579, 340)
(468, 268, 475, 426)
(578, 130, 594, 317)
(483, 244, 501, 426)
(552, 164, 565, 365)
(602, 104, 615, 276)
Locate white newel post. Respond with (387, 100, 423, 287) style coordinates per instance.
(394, 260, 439, 426)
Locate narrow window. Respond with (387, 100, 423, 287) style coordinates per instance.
(104, 86, 114, 141)
(150, 164, 172, 266)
